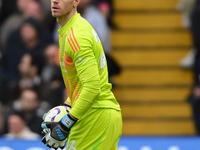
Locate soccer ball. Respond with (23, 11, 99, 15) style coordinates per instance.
(44, 106, 69, 122)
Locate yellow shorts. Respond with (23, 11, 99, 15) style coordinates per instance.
(66, 108, 122, 150)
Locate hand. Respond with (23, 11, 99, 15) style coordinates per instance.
(41, 103, 72, 135)
(42, 132, 68, 149)
(41, 114, 76, 149)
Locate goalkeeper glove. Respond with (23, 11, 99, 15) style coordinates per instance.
(41, 114, 76, 149)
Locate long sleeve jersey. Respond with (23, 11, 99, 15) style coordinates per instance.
(58, 12, 120, 119)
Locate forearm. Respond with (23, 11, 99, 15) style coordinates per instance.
(70, 85, 100, 119)
(70, 65, 101, 120)
(64, 98, 71, 106)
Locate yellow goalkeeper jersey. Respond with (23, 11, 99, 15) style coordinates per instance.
(58, 12, 120, 119)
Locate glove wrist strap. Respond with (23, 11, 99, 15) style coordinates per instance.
(61, 114, 76, 130)
(61, 103, 71, 108)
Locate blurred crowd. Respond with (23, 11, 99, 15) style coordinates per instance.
(177, 0, 200, 135)
(1, 0, 200, 140)
(0, 0, 121, 139)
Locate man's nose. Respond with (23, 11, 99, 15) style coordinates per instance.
(52, 0, 58, 3)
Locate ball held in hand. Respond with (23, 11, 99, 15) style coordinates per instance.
(44, 106, 69, 122)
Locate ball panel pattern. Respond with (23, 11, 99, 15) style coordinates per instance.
(44, 106, 67, 122)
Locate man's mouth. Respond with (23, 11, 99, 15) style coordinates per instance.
(52, 6, 59, 11)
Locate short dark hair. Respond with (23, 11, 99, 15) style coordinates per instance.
(20, 87, 41, 102)
(21, 17, 41, 35)
(9, 110, 26, 122)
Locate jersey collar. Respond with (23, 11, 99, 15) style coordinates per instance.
(58, 11, 79, 36)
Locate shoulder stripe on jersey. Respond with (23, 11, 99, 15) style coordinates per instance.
(69, 32, 78, 52)
(67, 28, 81, 53)
(71, 28, 81, 50)
(67, 34, 76, 53)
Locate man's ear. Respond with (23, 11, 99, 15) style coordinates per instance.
(74, 0, 80, 7)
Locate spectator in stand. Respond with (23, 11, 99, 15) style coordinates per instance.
(3, 88, 48, 136)
(41, 44, 61, 83)
(24, 0, 56, 31)
(8, 53, 45, 101)
(41, 44, 65, 107)
(78, 0, 111, 54)
(0, 0, 56, 34)
(191, 86, 200, 135)
(38, 0, 56, 32)
(13, 89, 46, 133)
(177, 0, 196, 68)
(177, 0, 196, 29)
(23, 0, 44, 22)
(187, 0, 200, 135)
(176, 0, 200, 136)
(4, 17, 51, 82)
(190, 0, 200, 86)
(94, 0, 115, 28)
(4, 110, 40, 139)
(0, 0, 36, 52)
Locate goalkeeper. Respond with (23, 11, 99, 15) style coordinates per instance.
(41, 0, 122, 149)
